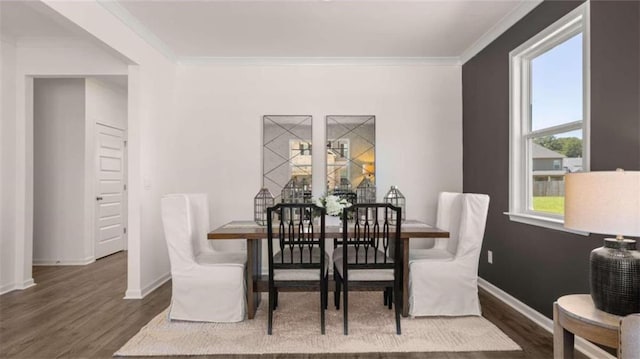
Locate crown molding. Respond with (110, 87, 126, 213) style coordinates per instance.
(459, 0, 543, 64)
(177, 56, 461, 66)
(96, 0, 176, 62)
(15, 36, 96, 49)
(95, 1, 459, 66)
(97, 0, 538, 66)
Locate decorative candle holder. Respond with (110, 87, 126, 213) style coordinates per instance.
(281, 177, 303, 203)
(254, 188, 275, 226)
(384, 185, 406, 222)
(356, 177, 376, 203)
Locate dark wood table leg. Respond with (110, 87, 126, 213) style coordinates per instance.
(246, 238, 262, 319)
(402, 237, 409, 317)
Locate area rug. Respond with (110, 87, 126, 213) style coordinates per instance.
(115, 292, 521, 356)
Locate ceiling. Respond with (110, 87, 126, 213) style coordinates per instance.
(0, 1, 84, 40)
(1, 0, 542, 64)
(111, 0, 541, 62)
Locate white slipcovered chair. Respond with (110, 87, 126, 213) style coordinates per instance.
(161, 193, 246, 322)
(186, 193, 246, 264)
(408, 192, 490, 317)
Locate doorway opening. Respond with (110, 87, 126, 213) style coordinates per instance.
(32, 76, 128, 266)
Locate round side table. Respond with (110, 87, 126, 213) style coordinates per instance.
(553, 294, 621, 358)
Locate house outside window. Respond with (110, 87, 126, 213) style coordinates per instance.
(507, 3, 590, 233)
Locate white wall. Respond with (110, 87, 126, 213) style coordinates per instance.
(33, 78, 89, 264)
(0, 37, 18, 294)
(0, 18, 135, 292)
(30, 77, 126, 265)
(171, 63, 463, 267)
(34, 1, 176, 298)
(5, 1, 463, 298)
(86, 77, 127, 130)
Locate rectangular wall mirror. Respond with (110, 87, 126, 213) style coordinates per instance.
(326, 115, 375, 203)
(263, 115, 312, 203)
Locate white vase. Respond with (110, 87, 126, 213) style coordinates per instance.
(324, 215, 342, 227)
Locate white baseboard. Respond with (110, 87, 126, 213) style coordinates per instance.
(141, 272, 170, 298)
(124, 272, 171, 300)
(33, 256, 95, 266)
(478, 277, 614, 359)
(124, 288, 142, 299)
(0, 282, 17, 295)
(21, 278, 35, 289)
(0, 278, 36, 295)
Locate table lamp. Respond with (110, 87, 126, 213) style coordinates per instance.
(564, 169, 640, 316)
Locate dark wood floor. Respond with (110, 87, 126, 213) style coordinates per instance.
(0, 252, 585, 359)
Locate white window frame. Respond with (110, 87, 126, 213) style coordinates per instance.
(506, 3, 590, 235)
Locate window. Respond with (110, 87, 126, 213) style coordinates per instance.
(508, 3, 589, 233)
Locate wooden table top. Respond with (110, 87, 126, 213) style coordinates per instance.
(208, 219, 449, 240)
(557, 294, 621, 330)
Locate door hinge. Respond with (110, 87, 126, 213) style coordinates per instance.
(124, 140, 127, 147)
(123, 227, 127, 234)
(124, 184, 127, 191)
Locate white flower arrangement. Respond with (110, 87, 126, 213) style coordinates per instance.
(314, 194, 352, 217)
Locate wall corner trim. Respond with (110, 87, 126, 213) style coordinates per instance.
(460, 0, 543, 64)
(96, 0, 177, 63)
(124, 272, 171, 300)
(478, 277, 614, 359)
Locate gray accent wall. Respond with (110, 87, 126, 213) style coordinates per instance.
(463, 0, 640, 319)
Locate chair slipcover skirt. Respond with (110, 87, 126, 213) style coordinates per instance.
(409, 260, 481, 316)
(409, 192, 490, 317)
(170, 265, 246, 322)
(162, 194, 246, 323)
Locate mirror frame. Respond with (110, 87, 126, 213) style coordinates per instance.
(325, 115, 376, 201)
(263, 115, 313, 203)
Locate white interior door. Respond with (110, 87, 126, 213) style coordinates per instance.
(95, 123, 127, 259)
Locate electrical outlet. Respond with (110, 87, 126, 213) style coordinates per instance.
(487, 250, 493, 264)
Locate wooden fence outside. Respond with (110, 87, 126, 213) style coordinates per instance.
(533, 180, 565, 196)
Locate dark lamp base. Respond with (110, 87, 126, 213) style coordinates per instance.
(590, 238, 640, 316)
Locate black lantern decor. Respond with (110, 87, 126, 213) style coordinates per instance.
(281, 177, 303, 203)
(384, 185, 406, 223)
(356, 177, 376, 203)
(254, 188, 275, 226)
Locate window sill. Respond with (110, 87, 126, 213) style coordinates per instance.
(504, 212, 590, 236)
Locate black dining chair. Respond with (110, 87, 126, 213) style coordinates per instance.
(332, 203, 402, 335)
(267, 203, 328, 335)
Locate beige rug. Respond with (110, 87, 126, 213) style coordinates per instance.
(115, 292, 520, 356)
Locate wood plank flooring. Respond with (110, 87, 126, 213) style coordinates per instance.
(0, 252, 585, 358)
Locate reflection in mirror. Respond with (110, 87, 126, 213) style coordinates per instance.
(326, 115, 375, 203)
(263, 115, 312, 203)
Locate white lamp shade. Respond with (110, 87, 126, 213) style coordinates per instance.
(564, 171, 640, 236)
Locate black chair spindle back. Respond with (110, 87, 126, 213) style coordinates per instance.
(266, 203, 327, 335)
(335, 203, 402, 335)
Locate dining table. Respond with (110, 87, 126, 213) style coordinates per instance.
(208, 219, 449, 319)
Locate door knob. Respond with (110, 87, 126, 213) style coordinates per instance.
(96, 196, 103, 201)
